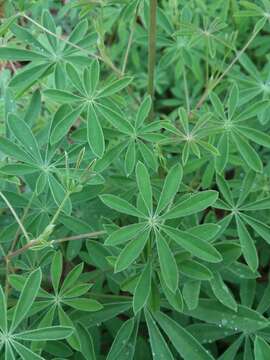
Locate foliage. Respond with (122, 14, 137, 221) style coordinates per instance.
(1, 0, 270, 359)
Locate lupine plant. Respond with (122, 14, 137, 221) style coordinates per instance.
(1, 0, 270, 359)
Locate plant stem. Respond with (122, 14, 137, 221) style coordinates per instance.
(147, 0, 157, 119)
(10, 191, 35, 254)
(5, 231, 106, 260)
(183, 64, 190, 113)
(23, 14, 121, 76)
(192, 22, 262, 114)
(0, 191, 30, 242)
(121, 5, 138, 75)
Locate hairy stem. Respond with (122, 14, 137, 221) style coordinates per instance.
(6, 231, 106, 260)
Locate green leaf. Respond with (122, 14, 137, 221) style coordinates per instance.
(240, 213, 270, 244)
(156, 163, 183, 214)
(0, 137, 35, 163)
(24, 90, 41, 126)
(63, 298, 103, 311)
(154, 311, 214, 360)
(135, 96, 152, 128)
(105, 223, 147, 246)
(180, 260, 213, 281)
(210, 92, 225, 119)
(11, 268, 42, 332)
(136, 161, 152, 214)
(44, 89, 83, 103)
(159, 274, 184, 312)
(162, 226, 222, 263)
(234, 100, 270, 122)
(145, 309, 174, 360)
(231, 131, 262, 172)
(188, 224, 220, 242)
(237, 171, 256, 206)
(42, 10, 57, 48)
(254, 336, 270, 359)
(0, 286, 7, 332)
(228, 83, 239, 119)
(133, 261, 152, 313)
(210, 272, 238, 311)
(216, 175, 234, 206)
(7, 114, 42, 164)
(9, 63, 51, 90)
(97, 101, 134, 135)
(106, 318, 134, 360)
(240, 197, 270, 211)
(215, 133, 229, 173)
(77, 323, 96, 360)
(98, 77, 132, 98)
(185, 299, 268, 332)
(161, 191, 218, 220)
(60, 263, 84, 294)
(100, 194, 145, 218)
(0, 47, 47, 61)
(14, 326, 73, 341)
(51, 251, 63, 294)
(11, 340, 43, 360)
(237, 126, 270, 148)
(236, 216, 258, 272)
(87, 104, 105, 158)
(48, 174, 72, 215)
(183, 280, 200, 310)
(115, 228, 150, 272)
(85, 60, 100, 95)
(51, 105, 83, 144)
(137, 140, 158, 171)
(124, 140, 136, 176)
(156, 232, 179, 292)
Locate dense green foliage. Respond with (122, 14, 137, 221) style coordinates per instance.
(1, 0, 270, 358)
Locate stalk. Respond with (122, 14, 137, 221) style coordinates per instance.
(147, 0, 157, 119)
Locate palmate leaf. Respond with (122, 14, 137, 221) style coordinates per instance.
(115, 228, 150, 272)
(11, 268, 42, 332)
(100, 194, 145, 218)
(161, 190, 218, 219)
(106, 318, 134, 360)
(87, 103, 105, 158)
(156, 163, 183, 214)
(133, 261, 152, 314)
(7, 114, 42, 164)
(231, 131, 263, 172)
(105, 222, 147, 246)
(145, 310, 174, 360)
(14, 326, 73, 341)
(136, 162, 153, 214)
(236, 216, 258, 272)
(156, 232, 179, 292)
(154, 311, 214, 360)
(162, 225, 222, 263)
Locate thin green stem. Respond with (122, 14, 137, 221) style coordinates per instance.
(0, 191, 30, 242)
(5, 230, 106, 261)
(10, 191, 35, 253)
(50, 191, 71, 226)
(147, 0, 157, 119)
(192, 22, 263, 114)
(183, 64, 190, 113)
(23, 14, 121, 76)
(121, 5, 138, 75)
